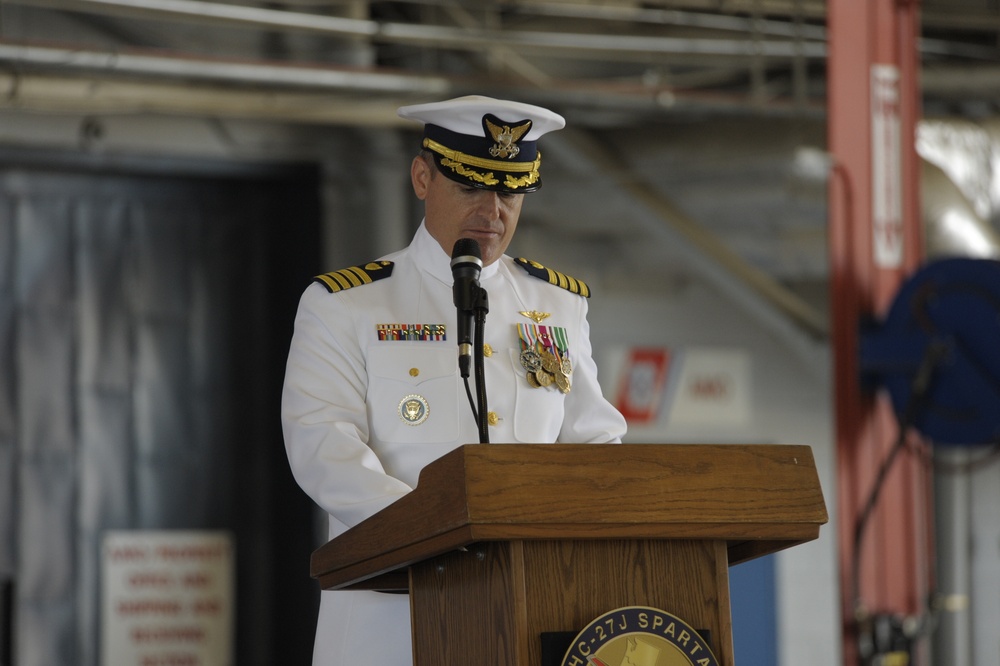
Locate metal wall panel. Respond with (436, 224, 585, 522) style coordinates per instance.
(15, 194, 77, 666)
(0, 197, 16, 584)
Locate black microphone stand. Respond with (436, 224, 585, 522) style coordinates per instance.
(471, 286, 490, 444)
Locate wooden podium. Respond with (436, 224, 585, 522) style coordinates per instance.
(311, 444, 827, 666)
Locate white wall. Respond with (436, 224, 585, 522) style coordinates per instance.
(582, 276, 840, 666)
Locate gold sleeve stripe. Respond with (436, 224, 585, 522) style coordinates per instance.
(547, 267, 565, 290)
(314, 272, 348, 291)
(514, 257, 591, 298)
(548, 269, 590, 297)
(332, 270, 357, 289)
(343, 266, 370, 286)
(313, 261, 394, 293)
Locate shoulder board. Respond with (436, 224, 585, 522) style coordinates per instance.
(514, 257, 591, 298)
(313, 261, 394, 293)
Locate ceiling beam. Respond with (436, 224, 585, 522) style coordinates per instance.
(9, 0, 828, 59)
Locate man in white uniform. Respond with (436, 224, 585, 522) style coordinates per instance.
(281, 95, 627, 666)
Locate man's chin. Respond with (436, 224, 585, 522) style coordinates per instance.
(463, 237, 504, 265)
(479, 244, 507, 266)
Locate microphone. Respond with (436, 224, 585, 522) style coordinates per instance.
(451, 238, 483, 378)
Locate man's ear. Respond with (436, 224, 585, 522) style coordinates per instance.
(411, 154, 430, 200)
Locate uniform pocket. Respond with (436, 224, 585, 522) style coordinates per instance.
(368, 346, 459, 443)
(508, 348, 566, 442)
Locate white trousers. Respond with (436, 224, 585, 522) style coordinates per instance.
(312, 589, 412, 665)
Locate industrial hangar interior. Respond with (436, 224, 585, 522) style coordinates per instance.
(1, 1, 999, 665)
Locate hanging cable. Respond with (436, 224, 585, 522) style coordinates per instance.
(852, 340, 948, 664)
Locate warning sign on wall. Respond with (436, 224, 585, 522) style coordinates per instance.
(614, 348, 671, 424)
(872, 64, 904, 268)
(611, 347, 751, 428)
(101, 531, 234, 666)
(666, 348, 751, 427)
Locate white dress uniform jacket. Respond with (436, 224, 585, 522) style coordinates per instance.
(281, 222, 627, 666)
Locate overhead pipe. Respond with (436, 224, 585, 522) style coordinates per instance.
(10, 0, 828, 60)
(11, 0, 998, 63)
(0, 43, 452, 95)
(0, 43, 826, 118)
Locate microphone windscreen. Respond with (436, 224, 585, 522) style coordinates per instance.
(451, 238, 482, 264)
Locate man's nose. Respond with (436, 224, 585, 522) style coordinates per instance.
(475, 191, 502, 217)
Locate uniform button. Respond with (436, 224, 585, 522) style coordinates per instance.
(482, 343, 494, 357)
(487, 411, 500, 426)
(409, 368, 419, 377)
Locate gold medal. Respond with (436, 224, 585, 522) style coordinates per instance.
(540, 347, 560, 373)
(517, 322, 575, 393)
(555, 371, 571, 394)
(520, 348, 542, 373)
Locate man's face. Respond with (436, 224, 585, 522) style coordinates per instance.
(411, 154, 524, 266)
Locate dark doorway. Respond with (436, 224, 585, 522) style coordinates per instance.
(0, 148, 321, 666)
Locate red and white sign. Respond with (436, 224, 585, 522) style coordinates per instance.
(102, 531, 234, 666)
(615, 348, 671, 424)
(666, 349, 750, 427)
(872, 64, 904, 268)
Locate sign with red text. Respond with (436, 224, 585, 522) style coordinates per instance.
(101, 531, 234, 666)
(872, 64, 904, 268)
(666, 349, 750, 427)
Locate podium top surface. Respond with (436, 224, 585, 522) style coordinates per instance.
(312, 443, 828, 590)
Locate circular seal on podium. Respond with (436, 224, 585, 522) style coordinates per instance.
(561, 606, 720, 666)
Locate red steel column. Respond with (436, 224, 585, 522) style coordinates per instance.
(827, 0, 932, 664)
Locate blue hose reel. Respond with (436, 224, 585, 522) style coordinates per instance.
(860, 257, 1000, 446)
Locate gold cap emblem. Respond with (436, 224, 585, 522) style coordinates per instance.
(486, 116, 532, 159)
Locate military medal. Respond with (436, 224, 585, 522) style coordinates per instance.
(519, 347, 542, 373)
(554, 369, 571, 394)
(539, 347, 559, 373)
(517, 322, 572, 393)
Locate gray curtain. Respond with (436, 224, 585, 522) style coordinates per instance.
(0, 162, 319, 666)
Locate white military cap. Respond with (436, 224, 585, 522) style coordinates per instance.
(397, 95, 566, 193)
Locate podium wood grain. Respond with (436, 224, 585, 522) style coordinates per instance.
(312, 444, 827, 590)
(410, 539, 733, 666)
(310, 444, 827, 666)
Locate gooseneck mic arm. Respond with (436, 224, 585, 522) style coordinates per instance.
(473, 288, 490, 444)
(450, 239, 490, 442)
